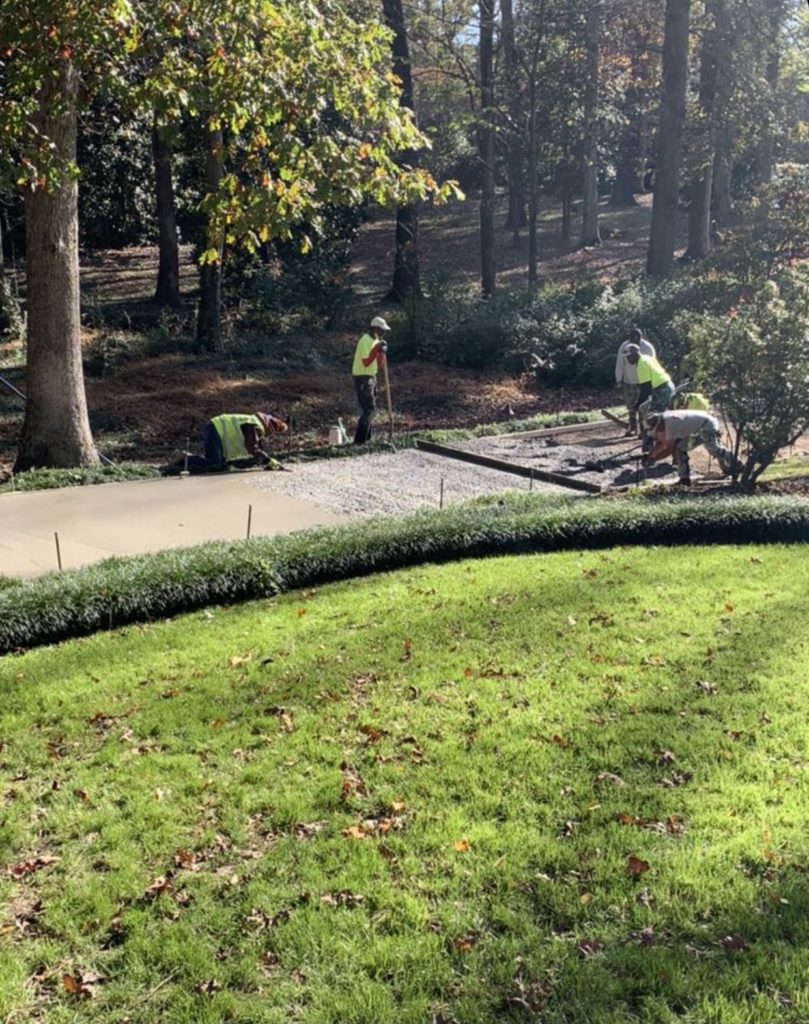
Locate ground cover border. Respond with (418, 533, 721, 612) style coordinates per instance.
(1, 492, 808, 654)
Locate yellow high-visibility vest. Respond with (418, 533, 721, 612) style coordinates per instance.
(210, 414, 265, 461)
(352, 334, 378, 376)
(637, 355, 672, 389)
(683, 392, 710, 411)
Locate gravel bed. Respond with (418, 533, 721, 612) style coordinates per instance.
(246, 448, 569, 520)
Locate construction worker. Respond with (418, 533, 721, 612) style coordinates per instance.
(615, 327, 656, 436)
(183, 412, 288, 471)
(352, 315, 390, 445)
(674, 390, 711, 411)
(625, 344, 676, 449)
(643, 410, 739, 486)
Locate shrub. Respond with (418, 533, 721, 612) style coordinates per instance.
(2, 492, 808, 653)
(683, 268, 809, 484)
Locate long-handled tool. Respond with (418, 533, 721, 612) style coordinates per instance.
(381, 357, 396, 451)
(0, 373, 117, 468)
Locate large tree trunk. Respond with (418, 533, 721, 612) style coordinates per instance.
(196, 125, 225, 352)
(710, 0, 733, 235)
(610, 73, 643, 207)
(152, 118, 181, 309)
(382, 0, 420, 302)
(579, 0, 602, 246)
(684, 11, 718, 260)
(527, 94, 539, 295)
(14, 60, 98, 472)
(479, 0, 496, 297)
(646, 0, 691, 276)
(501, 0, 526, 240)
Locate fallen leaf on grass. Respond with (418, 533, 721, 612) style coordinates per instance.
(342, 825, 369, 840)
(595, 771, 625, 787)
(719, 933, 749, 951)
(197, 978, 221, 997)
(655, 749, 676, 765)
(696, 680, 718, 695)
(62, 971, 104, 999)
(142, 876, 173, 899)
(401, 638, 413, 661)
(552, 734, 570, 749)
(453, 931, 480, 953)
(320, 891, 365, 908)
(626, 855, 651, 877)
(359, 723, 385, 743)
(453, 839, 470, 852)
(5, 855, 58, 879)
(228, 654, 252, 667)
(724, 602, 734, 614)
(577, 938, 605, 957)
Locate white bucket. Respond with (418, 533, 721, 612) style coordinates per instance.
(328, 425, 345, 446)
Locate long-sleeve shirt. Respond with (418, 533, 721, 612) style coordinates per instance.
(615, 337, 655, 384)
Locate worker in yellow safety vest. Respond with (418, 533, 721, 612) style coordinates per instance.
(625, 344, 676, 450)
(352, 315, 390, 444)
(182, 412, 288, 471)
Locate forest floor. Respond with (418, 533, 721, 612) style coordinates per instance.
(0, 194, 673, 478)
(8, 191, 804, 493)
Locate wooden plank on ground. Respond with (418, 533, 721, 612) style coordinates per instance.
(497, 418, 616, 441)
(415, 439, 603, 494)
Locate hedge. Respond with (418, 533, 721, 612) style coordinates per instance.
(1, 493, 808, 654)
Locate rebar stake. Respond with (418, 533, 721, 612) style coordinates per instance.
(246, 504, 253, 540)
(439, 477, 444, 510)
(54, 532, 63, 571)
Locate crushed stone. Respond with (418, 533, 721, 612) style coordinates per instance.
(246, 448, 569, 520)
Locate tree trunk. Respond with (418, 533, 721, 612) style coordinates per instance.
(14, 60, 98, 472)
(501, 0, 526, 240)
(382, 0, 420, 302)
(610, 80, 641, 207)
(152, 118, 181, 309)
(710, 0, 732, 235)
(646, 0, 691, 276)
(196, 125, 225, 352)
(0, 211, 7, 333)
(684, 12, 718, 261)
(579, 0, 602, 246)
(479, 0, 496, 297)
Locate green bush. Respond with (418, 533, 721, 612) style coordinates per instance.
(394, 270, 737, 384)
(2, 492, 808, 654)
(682, 267, 809, 484)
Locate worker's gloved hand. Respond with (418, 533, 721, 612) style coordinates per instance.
(378, 340, 388, 353)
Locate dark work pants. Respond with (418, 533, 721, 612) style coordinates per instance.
(185, 423, 226, 470)
(353, 375, 377, 444)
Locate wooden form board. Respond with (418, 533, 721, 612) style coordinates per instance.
(415, 439, 603, 494)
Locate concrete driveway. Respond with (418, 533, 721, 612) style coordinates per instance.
(0, 474, 342, 578)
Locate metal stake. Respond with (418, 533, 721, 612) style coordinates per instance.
(529, 469, 534, 492)
(439, 477, 444, 509)
(54, 532, 63, 571)
(246, 504, 252, 539)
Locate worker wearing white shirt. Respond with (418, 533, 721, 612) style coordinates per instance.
(615, 327, 656, 436)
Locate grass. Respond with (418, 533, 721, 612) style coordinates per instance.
(2, 544, 809, 1023)
(758, 455, 809, 483)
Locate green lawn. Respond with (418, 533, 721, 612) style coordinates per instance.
(2, 544, 809, 1023)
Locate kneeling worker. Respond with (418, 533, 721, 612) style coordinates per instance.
(186, 412, 288, 471)
(644, 410, 739, 486)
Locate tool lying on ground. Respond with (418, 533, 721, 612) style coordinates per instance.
(555, 441, 645, 476)
(0, 373, 118, 467)
(381, 356, 396, 452)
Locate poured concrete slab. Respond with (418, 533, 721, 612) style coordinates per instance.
(0, 474, 342, 578)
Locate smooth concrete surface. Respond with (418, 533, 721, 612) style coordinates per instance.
(0, 474, 342, 578)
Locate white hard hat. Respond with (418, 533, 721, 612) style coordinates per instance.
(370, 316, 391, 331)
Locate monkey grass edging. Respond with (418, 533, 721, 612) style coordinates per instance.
(1, 493, 807, 655)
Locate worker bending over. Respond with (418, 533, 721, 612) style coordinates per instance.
(644, 411, 739, 486)
(352, 316, 390, 445)
(615, 327, 656, 436)
(185, 412, 288, 471)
